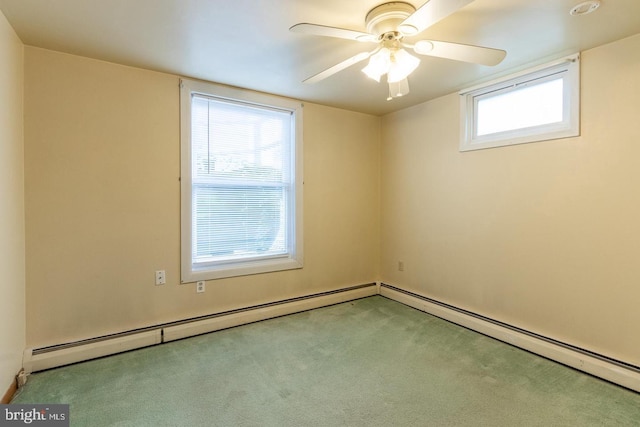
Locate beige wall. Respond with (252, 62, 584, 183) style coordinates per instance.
(381, 33, 640, 366)
(20, 28, 640, 368)
(24, 47, 380, 348)
(0, 10, 25, 395)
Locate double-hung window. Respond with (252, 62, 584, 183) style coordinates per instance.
(460, 53, 580, 151)
(180, 79, 303, 282)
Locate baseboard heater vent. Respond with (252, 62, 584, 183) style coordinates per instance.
(23, 283, 377, 374)
(380, 283, 640, 393)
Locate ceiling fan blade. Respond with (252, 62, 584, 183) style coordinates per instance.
(412, 40, 506, 66)
(399, 0, 475, 35)
(290, 23, 377, 42)
(303, 51, 375, 84)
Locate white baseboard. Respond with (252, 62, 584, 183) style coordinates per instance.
(163, 284, 377, 342)
(22, 281, 639, 394)
(380, 283, 640, 393)
(24, 330, 162, 374)
(23, 284, 377, 374)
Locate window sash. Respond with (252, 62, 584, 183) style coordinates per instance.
(459, 54, 580, 151)
(191, 183, 289, 263)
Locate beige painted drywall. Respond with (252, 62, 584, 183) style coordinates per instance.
(24, 47, 380, 348)
(22, 27, 639, 369)
(381, 33, 640, 367)
(0, 10, 25, 396)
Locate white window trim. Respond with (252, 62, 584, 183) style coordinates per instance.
(459, 53, 580, 152)
(180, 78, 303, 283)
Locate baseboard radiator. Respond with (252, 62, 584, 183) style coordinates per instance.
(23, 283, 378, 374)
(380, 283, 640, 393)
(21, 281, 639, 393)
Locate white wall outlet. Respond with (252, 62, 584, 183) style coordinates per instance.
(196, 281, 205, 293)
(398, 261, 405, 272)
(155, 270, 166, 285)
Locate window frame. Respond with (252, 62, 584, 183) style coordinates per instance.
(459, 53, 580, 152)
(180, 78, 303, 283)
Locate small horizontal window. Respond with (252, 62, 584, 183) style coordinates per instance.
(460, 54, 580, 151)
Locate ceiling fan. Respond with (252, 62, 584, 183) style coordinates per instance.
(290, 0, 506, 100)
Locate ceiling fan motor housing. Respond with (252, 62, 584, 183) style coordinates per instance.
(365, 2, 416, 36)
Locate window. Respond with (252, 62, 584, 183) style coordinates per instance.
(180, 79, 303, 282)
(460, 54, 580, 151)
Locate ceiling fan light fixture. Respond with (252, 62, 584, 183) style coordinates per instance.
(362, 48, 391, 82)
(387, 78, 410, 100)
(387, 49, 420, 83)
(290, 0, 506, 100)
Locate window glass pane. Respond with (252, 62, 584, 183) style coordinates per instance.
(476, 78, 564, 136)
(191, 95, 291, 264)
(191, 96, 291, 181)
(193, 185, 286, 262)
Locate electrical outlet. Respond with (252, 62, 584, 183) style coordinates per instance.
(196, 281, 205, 293)
(155, 270, 166, 285)
(398, 261, 405, 272)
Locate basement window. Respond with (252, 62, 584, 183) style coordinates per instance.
(180, 79, 303, 282)
(459, 53, 580, 151)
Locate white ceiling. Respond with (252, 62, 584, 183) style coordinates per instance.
(1, 0, 639, 115)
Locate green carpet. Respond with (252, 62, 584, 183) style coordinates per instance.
(12, 296, 640, 426)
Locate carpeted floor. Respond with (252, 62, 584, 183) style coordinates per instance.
(11, 296, 640, 426)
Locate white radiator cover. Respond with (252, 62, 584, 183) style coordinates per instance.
(24, 331, 162, 374)
(163, 284, 377, 342)
(22, 284, 378, 374)
(21, 282, 639, 393)
(380, 283, 640, 393)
